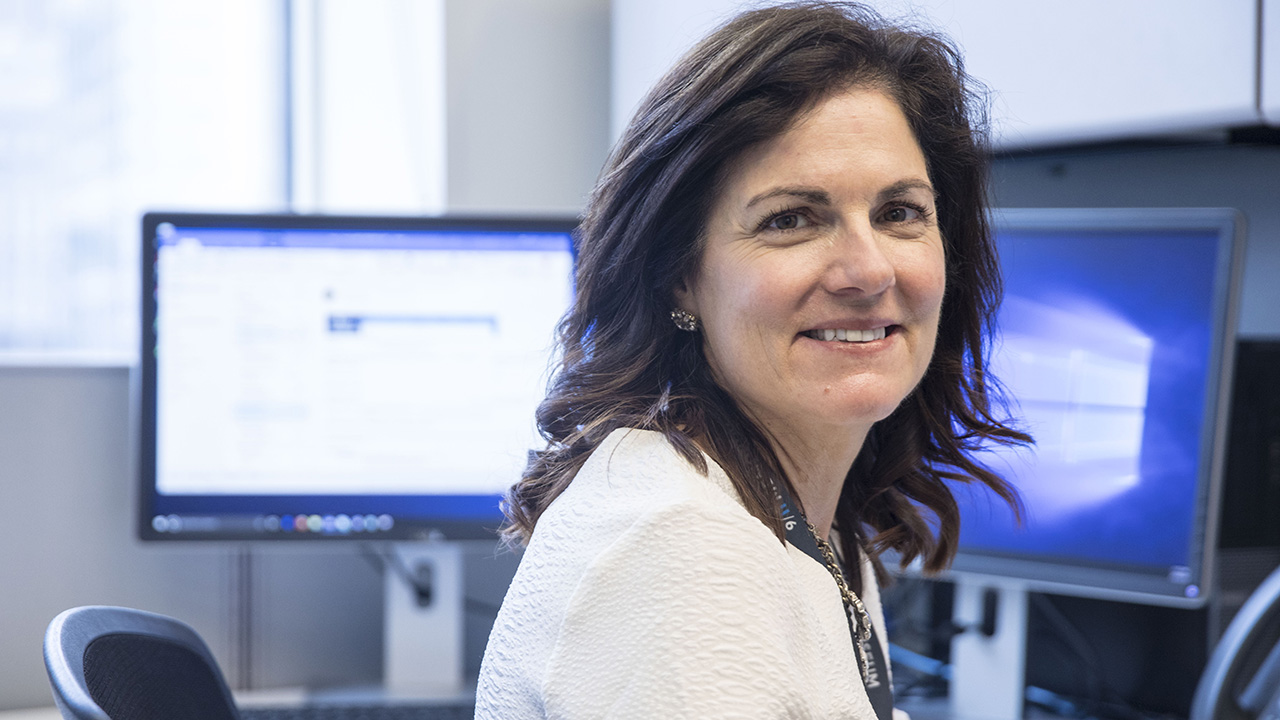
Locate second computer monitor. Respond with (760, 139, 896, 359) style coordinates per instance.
(949, 208, 1244, 606)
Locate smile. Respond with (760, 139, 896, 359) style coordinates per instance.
(803, 327, 889, 343)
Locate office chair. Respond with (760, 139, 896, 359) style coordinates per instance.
(1192, 564, 1280, 720)
(43, 605, 240, 720)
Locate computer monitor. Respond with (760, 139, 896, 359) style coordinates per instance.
(138, 212, 576, 697)
(944, 208, 1245, 720)
(950, 207, 1244, 605)
(138, 212, 576, 543)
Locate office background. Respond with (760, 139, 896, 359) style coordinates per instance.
(2, 0, 1279, 712)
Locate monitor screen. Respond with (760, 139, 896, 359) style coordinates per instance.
(948, 208, 1244, 606)
(139, 212, 576, 541)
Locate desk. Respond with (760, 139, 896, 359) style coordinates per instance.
(7, 697, 1065, 720)
(0, 686, 312, 720)
(0, 709, 58, 720)
(0, 688, 326, 720)
(1, 686, 476, 720)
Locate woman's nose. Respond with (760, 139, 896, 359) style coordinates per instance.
(822, 219, 895, 298)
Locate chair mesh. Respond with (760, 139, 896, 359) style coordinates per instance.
(83, 632, 239, 720)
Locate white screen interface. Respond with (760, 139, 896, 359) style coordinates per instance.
(151, 222, 573, 533)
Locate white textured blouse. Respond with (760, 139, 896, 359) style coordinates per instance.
(475, 428, 894, 719)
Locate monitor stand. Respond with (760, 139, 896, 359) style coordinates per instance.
(382, 541, 466, 697)
(950, 575, 1029, 720)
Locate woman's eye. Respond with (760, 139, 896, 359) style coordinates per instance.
(765, 211, 809, 231)
(882, 204, 927, 223)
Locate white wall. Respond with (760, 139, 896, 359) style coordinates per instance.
(0, 368, 236, 708)
(611, 0, 1263, 148)
(445, 0, 611, 214)
(609, 0, 744, 139)
(1264, 0, 1280, 124)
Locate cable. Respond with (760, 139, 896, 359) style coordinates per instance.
(888, 641, 1095, 717)
(890, 643, 952, 680)
(360, 543, 504, 620)
(1026, 594, 1185, 720)
(1029, 594, 1107, 713)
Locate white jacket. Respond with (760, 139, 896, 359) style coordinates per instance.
(476, 428, 894, 719)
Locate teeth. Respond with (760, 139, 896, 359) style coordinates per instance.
(809, 327, 887, 343)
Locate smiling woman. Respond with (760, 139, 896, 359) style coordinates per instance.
(476, 2, 1032, 718)
(678, 88, 948, 537)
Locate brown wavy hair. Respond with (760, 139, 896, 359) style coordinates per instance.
(503, 1, 1030, 581)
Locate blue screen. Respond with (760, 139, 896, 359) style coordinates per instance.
(950, 210, 1236, 600)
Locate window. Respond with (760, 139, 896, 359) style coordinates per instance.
(0, 0, 445, 362)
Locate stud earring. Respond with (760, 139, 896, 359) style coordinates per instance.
(670, 309, 699, 332)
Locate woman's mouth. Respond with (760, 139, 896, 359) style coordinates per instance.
(802, 326, 891, 343)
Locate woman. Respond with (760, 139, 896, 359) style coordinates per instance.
(477, 2, 1029, 718)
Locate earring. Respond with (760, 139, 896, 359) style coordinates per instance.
(670, 308, 699, 332)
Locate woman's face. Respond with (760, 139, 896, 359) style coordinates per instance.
(676, 86, 946, 448)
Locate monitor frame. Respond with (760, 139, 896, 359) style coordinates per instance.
(944, 207, 1246, 609)
(137, 211, 578, 543)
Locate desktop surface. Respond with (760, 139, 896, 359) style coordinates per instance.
(238, 704, 473, 720)
(4, 703, 474, 720)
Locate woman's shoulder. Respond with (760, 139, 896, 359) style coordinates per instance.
(511, 428, 793, 618)
(517, 427, 766, 572)
(552, 426, 744, 520)
(476, 428, 791, 716)
(582, 427, 736, 488)
(516, 426, 798, 632)
(514, 427, 778, 587)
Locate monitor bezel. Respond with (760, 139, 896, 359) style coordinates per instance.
(138, 211, 578, 542)
(943, 207, 1246, 608)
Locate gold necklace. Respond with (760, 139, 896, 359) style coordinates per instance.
(806, 521, 873, 681)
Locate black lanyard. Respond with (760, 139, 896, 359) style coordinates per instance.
(774, 480, 893, 720)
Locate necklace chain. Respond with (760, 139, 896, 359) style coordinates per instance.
(806, 521, 873, 681)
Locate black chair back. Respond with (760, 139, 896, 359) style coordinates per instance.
(44, 605, 241, 720)
(1192, 565, 1280, 720)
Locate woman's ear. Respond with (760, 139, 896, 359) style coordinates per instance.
(672, 275, 697, 315)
